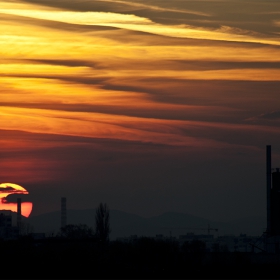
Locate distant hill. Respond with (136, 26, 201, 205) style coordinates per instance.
(26, 209, 266, 239)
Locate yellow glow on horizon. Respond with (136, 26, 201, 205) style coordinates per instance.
(0, 183, 27, 197)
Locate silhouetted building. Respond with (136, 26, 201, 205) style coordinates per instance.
(265, 146, 280, 253)
(0, 212, 12, 228)
(266, 146, 280, 237)
(267, 145, 272, 235)
(17, 198, 21, 234)
(0, 211, 19, 240)
(61, 197, 67, 228)
(271, 169, 280, 236)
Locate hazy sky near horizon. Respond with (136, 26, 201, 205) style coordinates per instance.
(1, 0, 280, 222)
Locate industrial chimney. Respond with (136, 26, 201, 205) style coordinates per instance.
(271, 167, 280, 236)
(17, 198, 21, 234)
(61, 197, 67, 228)
(266, 145, 272, 235)
(266, 145, 280, 237)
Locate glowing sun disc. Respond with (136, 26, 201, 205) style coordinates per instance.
(0, 183, 33, 217)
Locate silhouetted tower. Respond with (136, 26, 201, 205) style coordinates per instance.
(61, 197, 67, 228)
(266, 145, 280, 236)
(267, 145, 272, 235)
(271, 168, 280, 236)
(17, 198, 21, 234)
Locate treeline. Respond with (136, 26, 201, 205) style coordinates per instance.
(0, 236, 278, 278)
(0, 203, 277, 278)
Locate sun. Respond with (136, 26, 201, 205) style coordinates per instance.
(0, 183, 33, 217)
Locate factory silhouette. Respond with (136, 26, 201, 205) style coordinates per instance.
(265, 145, 280, 252)
(0, 145, 280, 278)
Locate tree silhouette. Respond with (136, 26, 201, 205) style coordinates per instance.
(59, 224, 94, 239)
(95, 203, 110, 243)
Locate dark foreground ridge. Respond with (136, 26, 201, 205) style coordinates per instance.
(1, 236, 279, 279)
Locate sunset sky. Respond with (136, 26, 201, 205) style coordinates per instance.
(1, 0, 280, 222)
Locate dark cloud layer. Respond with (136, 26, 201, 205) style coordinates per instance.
(25, 58, 280, 71)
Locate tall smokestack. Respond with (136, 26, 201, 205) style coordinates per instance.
(61, 197, 67, 228)
(17, 198, 22, 234)
(266, 145, 272, 235)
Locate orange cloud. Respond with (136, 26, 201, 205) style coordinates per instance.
(1, 0, 280, 167)
(1, 2, 280, 45)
